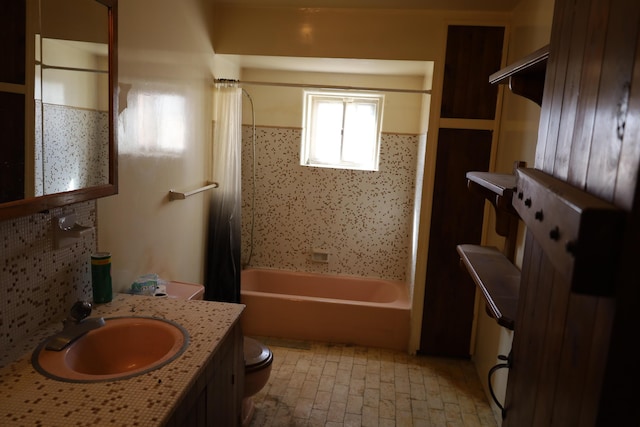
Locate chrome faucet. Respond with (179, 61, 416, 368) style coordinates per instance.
(45, 301, 105, 351)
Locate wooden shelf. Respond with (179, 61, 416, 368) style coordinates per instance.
(466, 171, 517, 211)
(489, 45, 549, 85)
(490, 44, 549, 106)
(457, 244, 520, 330)
(461, 170, 523, 329)
(0, 82, 26, 94)
(466, 171, 520, 260)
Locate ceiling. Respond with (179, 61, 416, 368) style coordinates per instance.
(220, 54, 432, 76)
(214, 0, 520, 78)
(213, 0, 521, 12)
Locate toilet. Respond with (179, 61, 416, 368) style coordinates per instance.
(162, 281, 273, 426)
(242, 336, 273, 426)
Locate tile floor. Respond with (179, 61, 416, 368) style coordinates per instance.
(248, 337, 499, 427)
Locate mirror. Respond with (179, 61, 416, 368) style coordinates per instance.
(0, 0, 117, 220)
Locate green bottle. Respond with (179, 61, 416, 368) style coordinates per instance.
(91, 252, 113, 303)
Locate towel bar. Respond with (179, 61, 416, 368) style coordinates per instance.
(168, 181, 219, 201)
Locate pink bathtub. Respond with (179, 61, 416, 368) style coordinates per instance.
(240, 268, 411, 351)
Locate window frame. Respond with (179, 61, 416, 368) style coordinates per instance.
(301, 90, 384, 171)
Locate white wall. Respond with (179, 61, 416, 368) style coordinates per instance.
(40, 39, 108, 111)
(99, 1, 511, 295)
(472, 0, 555, 423)
(97, 0, 216, 290)
(239, 68, 428, 133)
(94, 8, 554, 411)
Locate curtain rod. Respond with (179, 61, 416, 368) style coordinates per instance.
(214, 78, 431, 95)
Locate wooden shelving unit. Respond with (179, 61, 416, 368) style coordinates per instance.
(459, 169, 522, 330)
(489, 45, 549, 106)
(457, 46, 550, 331)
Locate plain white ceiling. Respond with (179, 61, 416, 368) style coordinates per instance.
(213, 0, 520, 11)
(221, 54, 432, 76)
(214, 0, 519, 79)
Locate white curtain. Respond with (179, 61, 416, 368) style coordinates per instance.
(205, 84, 242, 302)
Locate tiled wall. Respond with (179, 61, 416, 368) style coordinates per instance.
(35, 102, 109, 196)
(0, 201, 96, 351)
(0, 124, 419, 350)
(241, 126, 420, 283)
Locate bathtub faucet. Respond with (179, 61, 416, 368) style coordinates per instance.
(44, 301, 105, 351)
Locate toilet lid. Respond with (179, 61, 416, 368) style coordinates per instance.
(244, 337, 273, 369)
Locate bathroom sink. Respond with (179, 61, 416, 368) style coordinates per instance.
(32, 316, 189, 383)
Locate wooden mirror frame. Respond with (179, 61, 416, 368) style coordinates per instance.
(0, 0, 118, 221)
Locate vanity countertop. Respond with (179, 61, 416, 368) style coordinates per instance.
(0, 293, 244, 426)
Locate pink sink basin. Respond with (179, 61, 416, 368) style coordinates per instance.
(33, 317, 188, 382)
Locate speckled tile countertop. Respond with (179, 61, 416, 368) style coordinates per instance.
(0, 294, 245, 426)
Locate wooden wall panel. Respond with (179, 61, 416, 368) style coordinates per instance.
(597, 187, 640, 424)
(585, 0, 640, 202)
(595, 18, 640, 422)
(420, 129, 492, 357)
(535, 0, 576, 172)
(566, 0, 609, 188)
(552, 0, 592, 180)
(440, 25, 504, 120)
(537, 0, 640, 199)
(579, 298, 615, 425)
(506, 232, 572, 426)
(615, 33, 640, 210)
(551, 294, 600, 425)
(505, 231, 543, 425)
(506, 0, 640, 425)
(506, 234, 611, 426)
(530, 266, 570, 426)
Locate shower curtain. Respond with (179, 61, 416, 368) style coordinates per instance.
(205, 83, 242, 303)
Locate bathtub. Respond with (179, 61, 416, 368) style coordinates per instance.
(240, 268, 411, 351)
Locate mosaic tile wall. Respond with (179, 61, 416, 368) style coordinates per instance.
(0, 201, 96, 351)
(35, 101, 110, 196)
(241, 126, 420, 283)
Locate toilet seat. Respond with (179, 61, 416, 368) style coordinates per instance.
(244, 337, 273, 373)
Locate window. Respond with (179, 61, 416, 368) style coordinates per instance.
(301, 91, 384, 171)
(119, 90, 186, 155)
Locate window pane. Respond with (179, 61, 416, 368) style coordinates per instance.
(343, 101, 377, 165)
(309, 99, 343, 164)
(301, 90, 383, 171)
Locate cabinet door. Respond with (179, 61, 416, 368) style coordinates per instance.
(441, 25, 504, 120)
(420, 129, 492, 357)
(0, 0, 26, 85)
(166, 322, 244, 427)
(0, 93, 26, 202)
(206, 323, 243, 426)
(420, 25, 504, 357)
(0, 0, 27, 203)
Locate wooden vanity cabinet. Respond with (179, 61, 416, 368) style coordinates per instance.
(166, 321, 244, 427)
